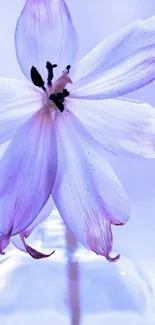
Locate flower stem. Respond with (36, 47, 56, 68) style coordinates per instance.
(65, 226, 81, 325)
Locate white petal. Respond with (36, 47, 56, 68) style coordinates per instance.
(11, 234, 26, 253)
(11, 197, 54, 258)
(68, 97, 155, 158)
(71, 17, 155, 99)
(52, 110, 130, 260)
(0, 108, 57, 245)
(23, 196, 54, 238)
(15, 0, 78, 80)
(0, 79, 42, 144)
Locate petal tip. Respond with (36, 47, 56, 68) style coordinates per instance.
(25, 244, 55, 260)
(20, 232, 55, 259)
(114, 222, 124, 226)
(106, 254, 120, 263)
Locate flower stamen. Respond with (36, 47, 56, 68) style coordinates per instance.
(30, 66, 46, 92)
(30, 63, 71, 113)
(49, 88, 70, 113)
(46, 61, 57, 87)
(50, 94, 64, 112)
(66, 65, 71, 73)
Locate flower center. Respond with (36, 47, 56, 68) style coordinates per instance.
(30, 62, 72, 113)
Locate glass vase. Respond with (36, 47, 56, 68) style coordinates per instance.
(0, 209, 154, 325)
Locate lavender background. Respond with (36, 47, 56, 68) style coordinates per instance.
(1, 0, 155, 323)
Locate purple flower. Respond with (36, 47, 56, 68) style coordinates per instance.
(1, 0, 155, 261)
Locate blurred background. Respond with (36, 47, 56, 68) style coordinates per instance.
(1, 0, 155, 324)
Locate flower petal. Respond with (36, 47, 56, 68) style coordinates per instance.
(11, 234, 26, 253)
(15, 0, 78, 81)
(0, 108, 57, 251)
(68, 97, 155, 158)
(0, 79, 42, 144)
(23, 196, 54, 238)
(52, 110, 130, 261)
(11, 196, 54, 255)
(0, 227, 12, 254)
(12, 233, 55, 259)
(71, 17, 155, 99)
(11, 198, 54, 258)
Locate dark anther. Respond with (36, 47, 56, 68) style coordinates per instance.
(50, 94, 64, 113)
(66, 65, 71, 73)
(46, 61, 57, 86)
(57, 92, 65, 103)
(30, 66, 46, 91)
(63, 89, 70, 97)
